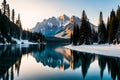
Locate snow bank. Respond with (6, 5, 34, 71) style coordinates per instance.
(0, 38, 46, 46)
(0, 38, 38, 45)
(65, 44, 120, 58)
(12, 38, 35, 44)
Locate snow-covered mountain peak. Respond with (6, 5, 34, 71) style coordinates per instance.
(59, 14, 70, 21)
(32, 15, 70, 36)
(32, 14, 97, 38)
(47, 16, 59, 27)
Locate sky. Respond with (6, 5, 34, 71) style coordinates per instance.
(0, 0, 120, 30)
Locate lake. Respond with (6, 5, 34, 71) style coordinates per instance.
(0, 43, 119, 80)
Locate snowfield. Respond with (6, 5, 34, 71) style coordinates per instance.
(65, 44, 120, 58)
(12, 38, 35, 44)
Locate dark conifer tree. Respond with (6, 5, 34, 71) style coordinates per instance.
(106, 17, 110, 42)
(91, 28, 98, 43)
(11, 9, 15, 23)
(117, 6, 120, 21)
(108, 10, 119, 44)
(1, 0, 7, 15)
(73, 24, 78, 45)
(16, 14, 22, 40)
(86, 21, 92, 44)
(116, 6, 120, 44)
(79, 10, 92, 45)
(76, 24, 80, 42)
(16, 14, 22, 28)
(98, 12, 107, 44)
(6, 4, 10, 19)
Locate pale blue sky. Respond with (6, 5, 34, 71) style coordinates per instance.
(0, 0, 120, 29)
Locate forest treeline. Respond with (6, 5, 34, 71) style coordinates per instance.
(0, 0, 45, 44)
(71, 6, 120, 45)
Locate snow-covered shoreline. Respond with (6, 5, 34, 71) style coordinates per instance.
(0, 38, 45, 46)
(64, 44, 120, 58)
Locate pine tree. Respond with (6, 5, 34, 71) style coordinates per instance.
(82, 10, 87, 20)
(16, 14, 21, 26)
(98, 12, 107, 44)
(108, 10, 119, 44)
(91, 28, 98, 43)
(117, 5, 120, 21)
(6, 4, 10, 19)
(73, 24, 77, 45)
(1, 0, 7, 15)
(115, 6, 120, 44)
(76, 24, 80, 43)
(79, 10, 92, 45)
(86, 21, 92, 44)
(106, 17, 110, 42)
(16, 14, 22, 40)
(11, 9, 15, 23)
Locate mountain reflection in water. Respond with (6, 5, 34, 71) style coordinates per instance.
(0, 44, 120, 80)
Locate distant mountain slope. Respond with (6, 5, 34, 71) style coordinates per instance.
(32, 14, 97, 38)
(32, 14, 70, 37)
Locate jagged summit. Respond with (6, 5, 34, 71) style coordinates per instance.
(59, 14, 70, 21)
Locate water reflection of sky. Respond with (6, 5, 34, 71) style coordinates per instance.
(0, 44, 119, 80)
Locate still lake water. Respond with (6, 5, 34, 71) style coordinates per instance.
(0, 43, 120, 80)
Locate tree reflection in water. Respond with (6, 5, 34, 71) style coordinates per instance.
(0, 44, 120, 80)
(56, 47, 120, 80)
(0, 44, 45, 80)
(75, 51, 120, 80)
